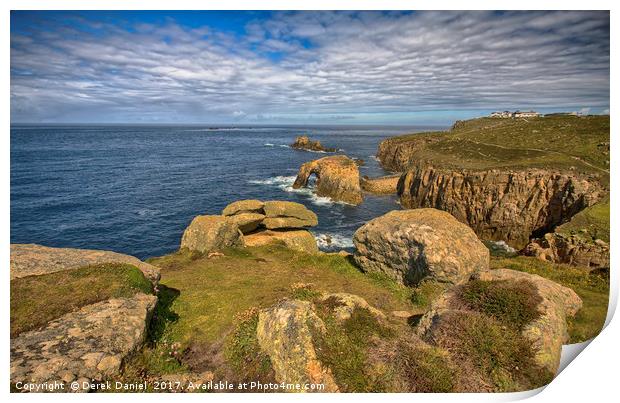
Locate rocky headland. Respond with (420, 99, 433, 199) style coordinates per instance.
(291, 135, 337, 153)
(375, 115, 610, 267)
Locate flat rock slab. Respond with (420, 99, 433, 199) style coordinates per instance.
(10, 244, 161, 283)
(11, 293, 157, 389)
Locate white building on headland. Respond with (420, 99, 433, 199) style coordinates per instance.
(489, 110, 540, 118)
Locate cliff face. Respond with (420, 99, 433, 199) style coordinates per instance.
(376, 136, 437, 172)
(397, 166, 603, 249)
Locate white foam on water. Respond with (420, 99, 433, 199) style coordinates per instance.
(248, 175, 354, 207)
(264, 143, 275, 147)
(488, 240, 517, 254)
(313, 232, 355, 251)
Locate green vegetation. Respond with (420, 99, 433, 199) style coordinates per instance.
(458, 279, 542, 330)
(311, 305, 394, 392)
(225, 308, 274, 382)
(10, 263, 152, 337)
(385, 115, 610, 180)
(431, 310, 553, 392)
(556, 197, 610, 242)
(491, 256, 609, 343)
(392, 345, 455, 392)
(130, 245, 416, 378)
(410, 280, 448, 308)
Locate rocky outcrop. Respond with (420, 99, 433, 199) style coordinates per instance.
(226, 213, 266, 233)
(256, 299, 339, 392)
(245, 229, 319, 254)
(523, 233, 609, 269)
(360, 175, 400, 194)
(11, 294, 157, 391)
(181, 215, 244, 253)
(353, 209, 489, 286)
(263, 201, 319, 229)
(222, 199, 265, 216)
(217, 200, 319, 253)
(417, 269, 582, 375)
(10, 244, 160, 283)
(319, 293, 385, 322)
(293, 155, 363, 205)
(397, 166, 603, 249)
(474, 269, 582, 373)
(291, 136, 336, 153)
(376, 135, 441, 172)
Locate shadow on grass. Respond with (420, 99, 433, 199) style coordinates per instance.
(148, 285, 180, 343)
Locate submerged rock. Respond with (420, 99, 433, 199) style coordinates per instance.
(290, 135, 336, 153)
(353, 209, 489, 286)
(10, 293, 157, 390)
(523, 232, 609, 269)
(10, 244, 161, 283)
(244, 229, 319, 254)
(292, 155, 363, 205)
(181, 215, 244, 253)
(256, 299, 339, 392)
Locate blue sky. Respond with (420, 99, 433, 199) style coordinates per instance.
(11, 11, 610, 125)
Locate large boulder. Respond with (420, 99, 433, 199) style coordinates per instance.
(11, 294, 157, 391)
(262, 201, 318, 229)
(353, 209, 489, 285)
(226, 213, 266, 234)
(417, 269, 582, 375)
(181, 215, 244, 253)
(244, 229, 319, 254)
(292, 155, 363, 205)
(523, 232, 610, 269)
(222, 199, 265, 216)
(256, 299, 339, 392)
(10, 244, 160, 283)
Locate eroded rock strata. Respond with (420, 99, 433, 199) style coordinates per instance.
(360, 174, 400, 194)
(293, 155, 363, 205)
(10, 243, 161, 283)
(524, 233, 609, 269)
(397, 166, 603, 249)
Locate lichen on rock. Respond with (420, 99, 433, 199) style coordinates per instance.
(353, 208, 489, 285)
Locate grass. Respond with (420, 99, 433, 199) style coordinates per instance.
(491, 256, 609, 343)
(556, 197, 610, 243)
(381, 115, 610, 182)
(391, 344, 455, 392)
(429, 310, 553, 392)
(130, 245, 416, 378)
(311, 305, 394, 392)
(10, 263, 153, 337)
(458, 279, 542, 330)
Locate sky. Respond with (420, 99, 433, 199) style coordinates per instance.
(10, 10, 610, 125)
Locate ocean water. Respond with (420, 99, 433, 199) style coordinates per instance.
(10, 124, 439, 259)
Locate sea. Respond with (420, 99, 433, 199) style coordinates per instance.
(10, 124, 443, 259)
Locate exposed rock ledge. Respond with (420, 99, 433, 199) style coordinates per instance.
(360, 174, 400, 194)
(10, 244, 161, 283)
(11, 294, 157, 391)
(293, 155, 363, 205)
(524, 233, 609, 269)
(397, 165, 603, 249)
(290, 135, 336, 153)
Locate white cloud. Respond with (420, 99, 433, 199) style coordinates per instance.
(10, 11, 610, 123)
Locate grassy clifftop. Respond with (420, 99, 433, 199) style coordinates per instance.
(378, 115, 610, 179)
